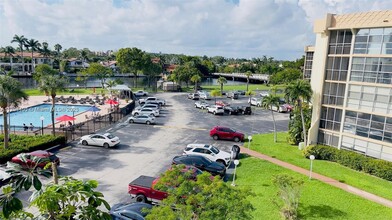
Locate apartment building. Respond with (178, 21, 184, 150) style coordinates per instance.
(307, 11, 392, 161)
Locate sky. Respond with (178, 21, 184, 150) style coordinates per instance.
(1, 0, 391, 61)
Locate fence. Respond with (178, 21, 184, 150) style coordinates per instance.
(0, 101, 136, 142)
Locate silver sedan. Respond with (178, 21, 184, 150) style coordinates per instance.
(127, 115, 156, 125)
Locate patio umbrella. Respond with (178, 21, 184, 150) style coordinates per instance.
(87, 106, 101, 112)
(55, 115, 76, 122)
(106, 99, 119, 105)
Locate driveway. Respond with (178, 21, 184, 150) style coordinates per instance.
(30, 92, 290, 207)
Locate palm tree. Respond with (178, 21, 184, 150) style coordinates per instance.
(2, 46, 15, 71)
(217, 76, 227, 95)
(25, 39, 41, 73)
(245, 71, 253, 92)
(262, 95, 280, 143)
(105, 80, 117, 96)
(36, 65, 68, 135)
(190, 74, 201, 93)
(11, 35, 27, 74)
(79, 50, 88, 68)
(210, 89, 221, 104)
(0, 75, 28, 149)
(39, 42, 52, 66)
(285, 80, 313, 146)
(54, 43, 62, 55)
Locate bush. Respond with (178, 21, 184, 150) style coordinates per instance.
(303, 145, 392, 181)
(0, 134, 66, 163)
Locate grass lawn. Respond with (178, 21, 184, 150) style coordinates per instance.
(237, 156, 392, 219)
(246, 132, 392, 201)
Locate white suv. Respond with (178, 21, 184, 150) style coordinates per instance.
(207, 105, 224, 115)
(132, 108, 160, 117)
(183, 144, 232, 166)
(248, 97, 263, 107)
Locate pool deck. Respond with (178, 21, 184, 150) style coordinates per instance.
(17, 95, 129, 128)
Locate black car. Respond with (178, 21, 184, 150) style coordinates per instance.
(240, 106, 252, 115)
(172, 155, 226, 177)
(224, 106, 241, 115)
(110, 202, 152, 220)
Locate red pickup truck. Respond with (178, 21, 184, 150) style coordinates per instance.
(128, 175, 168, 204)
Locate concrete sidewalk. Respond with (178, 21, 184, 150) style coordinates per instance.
(240, 147, 392, 209)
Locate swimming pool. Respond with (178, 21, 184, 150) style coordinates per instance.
(1, 104, 92, 127)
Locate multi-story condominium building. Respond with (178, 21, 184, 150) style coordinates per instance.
(307, 11, 392, 162)
(0, 52, 53, 74)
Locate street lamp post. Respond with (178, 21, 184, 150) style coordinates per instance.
(248, 136, 252, 149)
(231, 160, 240, 186)
(309, 155, 315, 180)
(76, 84, 79, 98)
(40, 116, 44, 135)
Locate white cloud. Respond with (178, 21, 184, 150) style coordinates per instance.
(0, 0, 391, 60)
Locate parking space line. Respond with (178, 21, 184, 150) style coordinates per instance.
(153, 125, 207, 131)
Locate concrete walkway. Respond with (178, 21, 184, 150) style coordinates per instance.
(240, 147, 392, 209)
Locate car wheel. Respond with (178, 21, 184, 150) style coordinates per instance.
(103, 143, 110, 148)
(234, 137, 240, 142)
(213, 111, 217, 115)
(135, 194, 147, 203)
(146, 121, 151, 125)
(150, 113, 154, 117)
(213, 135, 219, 140)
(228, 111, 232, 115)
(82, 140, 88, 146)
(195, 105, 197, 108)
(134, 112, 139, 116)
(257, 104, 261, 107)
(217, 160, 226, 166)
(129, 119, 134, 123)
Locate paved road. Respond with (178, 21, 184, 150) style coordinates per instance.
(34, 93, 289, 206)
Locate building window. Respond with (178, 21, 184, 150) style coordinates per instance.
(354, 27, 392, 55)
(319, 107, 342, 131)
(322, 82, 346, 106)
(329, 30, 352, 54)
(350, 57, 392, 85)
(317, 130, 339, 148)
(325, 57, 349, 81)
(346, 85, 392, 114)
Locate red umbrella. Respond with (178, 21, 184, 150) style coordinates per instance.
(106, 99, 119, 105)
(56, 115, 76, 122)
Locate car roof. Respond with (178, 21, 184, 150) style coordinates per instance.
(30, 150, 51, 156)
(186, 144, 211, 149)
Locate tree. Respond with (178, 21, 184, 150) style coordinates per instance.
(273, 174, 304, 220)
(285, 80, 312, 146)
(54, 43, 62, 55)
(217, 76, 227, 95)
(245, 71, 253, 92)
(25, 38, 41, 73)
(11, 35, 27, 74)
(84, 63, 113, 89)
(116, 47, 146, 88)
(190, 74, 202, 93)
(36, 65, 69, 135)
(288, 103, 312, 145)
(210, 89, 221, 104)
(147, 165, 254, 220)
(262, 95, 280, 143)
(270, 68, 302, 85)
(0, 75, 28, 149)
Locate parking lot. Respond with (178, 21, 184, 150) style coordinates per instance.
(26, 92, 289, 207)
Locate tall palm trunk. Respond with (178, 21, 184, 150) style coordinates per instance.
(246, 78, 249, 92)
(298, 99, 307, 146)
(220, 84, 223, 95)
(51, 96, 56, 136)
(270, 108, 277, 143)
(3, 108, 9, 149)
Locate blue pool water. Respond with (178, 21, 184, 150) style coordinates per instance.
(1, 104, 92, 127)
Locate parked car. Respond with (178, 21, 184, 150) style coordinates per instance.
(172, 155, 226, 177)
(226, 91, 239, 99)
(209, 126, 244, 142)
(271, 104, 288, 113)
(259, 91, 270, 97)
(138, 97, 166, 106)
(132, 108, 160, 117)
(223, 106, 242, 115)
(194, 101, 210, 109)
(187, 93, 200, 100)
(279, 98, 293, 112)
(240, 106, 252, 115)
(127, 115, 155, 125)
(236, 90, 246, 95)
(11, 150, 60, 170)
(248, 97, 263, 107)
(79, 133, 120, 148)
(215, 100, 230, 107)
(198, 92, 211, 100)
(206, 105, 224, 115)
(134, 90, 149, 97)
(135, 104, 160, 112)
(183, 144, 232, 166)
(110, 202, 152, 220)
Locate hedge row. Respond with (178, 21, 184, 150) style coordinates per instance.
(0, 134, 66, 164)
(303, 145, 392, 181)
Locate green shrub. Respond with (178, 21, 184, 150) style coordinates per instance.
(303, 145, 392, 181)
(0, 134, 66, 163)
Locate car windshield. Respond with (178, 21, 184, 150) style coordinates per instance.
(106, 134, 116, 139)
(210, 146, 220, 154)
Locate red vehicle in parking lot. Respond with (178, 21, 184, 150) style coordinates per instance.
(11, 150, 60, 170)
(209, 126, 244, 142)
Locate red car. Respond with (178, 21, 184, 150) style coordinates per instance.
(215, 101, 230, 107)
(11, 150, 60, 170)
(209, 126, 244, 142)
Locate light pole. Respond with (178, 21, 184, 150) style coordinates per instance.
(248, 135, 252, 149)
(40, 116, 44, 135)
(309, 155, 315, 180)
(76, 84, 79, 98)
(231, 159, 240, 186)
